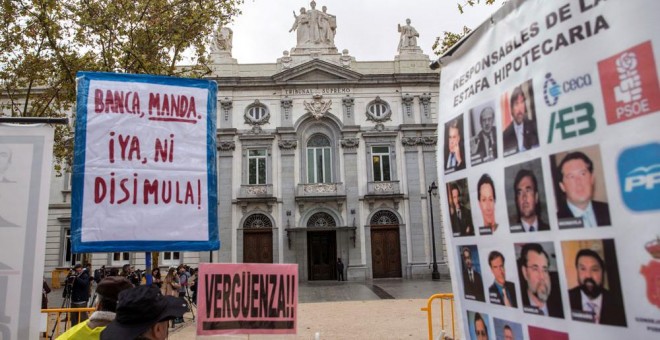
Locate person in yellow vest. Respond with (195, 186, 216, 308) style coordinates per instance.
(57, 276, 133, 339)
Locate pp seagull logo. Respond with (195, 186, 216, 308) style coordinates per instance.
(618, 142, 660, 211)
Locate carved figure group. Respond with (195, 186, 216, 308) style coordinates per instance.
(290, 1, 336, 46)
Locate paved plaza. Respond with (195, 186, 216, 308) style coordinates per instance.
(47, 277, 457, 339)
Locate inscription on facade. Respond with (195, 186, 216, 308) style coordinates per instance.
(283, 88, 351, 96)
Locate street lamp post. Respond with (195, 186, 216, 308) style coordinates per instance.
(428, 181, 440, 281)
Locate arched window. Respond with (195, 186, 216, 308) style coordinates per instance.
(243, 213, 273, 229)
(307, 212, 336, 228)
(370, 210, 399, 225)
(306, 134, 332, 183)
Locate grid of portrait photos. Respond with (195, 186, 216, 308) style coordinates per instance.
(440, 68, 655, 339)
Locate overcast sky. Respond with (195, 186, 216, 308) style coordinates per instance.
(228, 0, 502, 64)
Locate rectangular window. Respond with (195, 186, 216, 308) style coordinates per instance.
(307, 147, 331, 183)
(248, 149, 267, 184)
(161, 251, 181, 266)
(111, 252, 129, 265)
(372, 146, 391, 182)
(63, 229, 82, 266)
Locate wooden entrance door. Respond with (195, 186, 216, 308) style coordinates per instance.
(243, 230, 273, 263)
(307, 231, 336, 280)
(371, 227, 402, 278)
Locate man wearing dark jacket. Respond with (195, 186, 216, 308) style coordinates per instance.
(70, 263, 91, 326)
(513, 169, 550, 232)
(503, 86, 539, 155)
(488, 251, 517, 308)
(461, 247, 485, 302)
(556, 152, 611, 227)
(568, 249, 626, 326)
(519, 243, 564, 318)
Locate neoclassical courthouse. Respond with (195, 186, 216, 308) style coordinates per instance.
(45, 3, 447, 281)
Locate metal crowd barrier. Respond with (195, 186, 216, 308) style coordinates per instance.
(40, 307, 96, 339)
(420, 293, 456, 340)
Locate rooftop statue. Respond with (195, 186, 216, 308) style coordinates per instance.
(397, 18, 419, 52)
(289, 1, 336, 48)
(211, 26, 233, 53)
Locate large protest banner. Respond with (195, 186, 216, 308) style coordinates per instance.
(196, 263, 298, 335)
(438, 0, 659, 338)
(0, 125, 54, 339)
(72, 72, 218, 252)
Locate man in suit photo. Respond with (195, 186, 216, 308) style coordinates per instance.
(472, 106, 497, 163)
(568, 249, 626, 326)
(518, 243, 564, 318)
(488, 251, 517, 308)
(449, 183, 474, 237)
(513, 169, 550, 232)
(445, 118, 466, 172)
(556, 151, 611, 227)
(502, 85, 539, 156)
(461, 246, 485, 302)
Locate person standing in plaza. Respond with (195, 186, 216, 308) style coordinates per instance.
(337, 258, 345, 281)
(70, 263, 91, 326)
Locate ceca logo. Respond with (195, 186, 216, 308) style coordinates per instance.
(543, 72, 593, 107)
(618, 142, 660, 211)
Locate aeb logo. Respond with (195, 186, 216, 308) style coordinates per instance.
(618, 142, 660, 212)
(547, 102, 596, 143)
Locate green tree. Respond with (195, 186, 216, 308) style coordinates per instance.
(432, 0, 498, 56)
(0, 0, 243, 172)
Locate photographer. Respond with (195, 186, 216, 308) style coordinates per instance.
(120, 264, 140, 286)
(69, 263, 91, 326)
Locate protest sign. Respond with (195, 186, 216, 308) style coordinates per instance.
(0, 125, 54, 339)
(72, 72, 218, 252)
(438, 0, 659, 338)
(196, 263, 298, 335)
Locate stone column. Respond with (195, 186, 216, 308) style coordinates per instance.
(402, 94, 415, 124)
(217, 132, 236, 263)
(419, 93, 432, 124)
(401, 136, 426, 276)
(342, 96, 355, 125)
(277, 132, 298, 264)
(219, 98, 233, 126)
(421, 136, 446, 273)
(340, 134, 364, 280)
(280, 98, 293, 127)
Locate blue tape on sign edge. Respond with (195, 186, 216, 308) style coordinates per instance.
(71, 72, 220, 253)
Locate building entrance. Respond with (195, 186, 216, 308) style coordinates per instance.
(307, 230, 336, 280)
(242, 213, 273, 263)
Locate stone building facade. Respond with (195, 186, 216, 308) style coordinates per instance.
(42, 4, 448, 281)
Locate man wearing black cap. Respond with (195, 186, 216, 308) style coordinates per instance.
(101, 285, 188, 340)
(70, 263, 91, 326)
(57, 277, 133, 339)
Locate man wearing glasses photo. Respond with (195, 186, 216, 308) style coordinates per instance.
(517, 243, 564, 318)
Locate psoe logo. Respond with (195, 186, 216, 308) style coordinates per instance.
(618, 142, 660, 211)
(598, 41, 660, 125)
